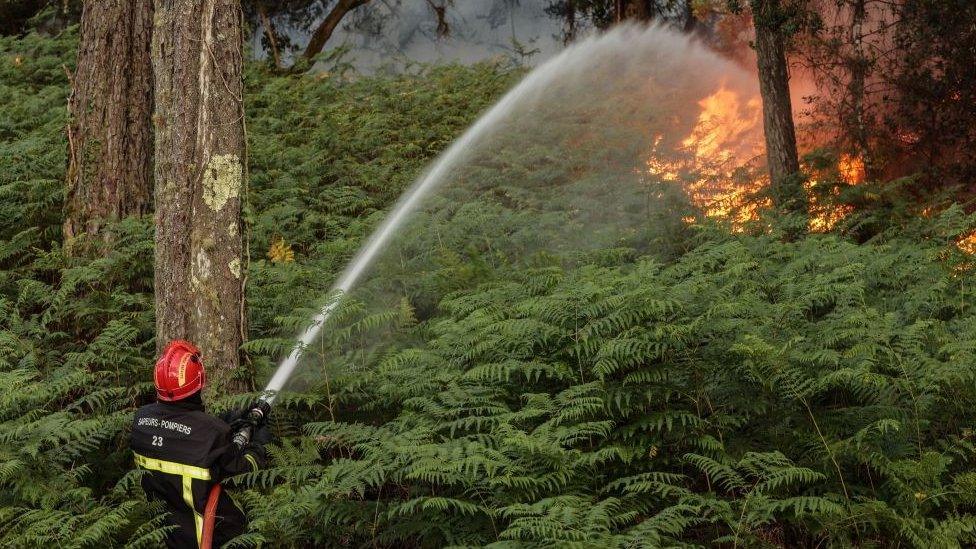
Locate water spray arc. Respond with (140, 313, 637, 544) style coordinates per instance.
(230, 24, 764, 447)
(229, 33, 583, 447)
(255, 34, 602, 407)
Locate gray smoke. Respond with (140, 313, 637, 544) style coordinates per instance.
(251, 0, 580, 71)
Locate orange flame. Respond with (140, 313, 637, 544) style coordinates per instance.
(839, 153, 866, 185)
(647, 83, 868, 231)
(646, 135, 680, 182)
(805, 178, 853, 232)
(898, 131, 921, 145)
(647, 83, 766, 229)
(958, 231, 976, 255)
(682, 86, 763, 163)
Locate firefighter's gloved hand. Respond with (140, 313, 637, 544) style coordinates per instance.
(226, 415, 248, 433)
(226, 402, 268, 431)
(252, 423, 272, 447)
(219, 406, 247, 425)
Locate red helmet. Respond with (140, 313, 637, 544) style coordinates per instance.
(155, 340, 206, 401)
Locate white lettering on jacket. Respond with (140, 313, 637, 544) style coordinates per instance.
(138, 416, 192, 435)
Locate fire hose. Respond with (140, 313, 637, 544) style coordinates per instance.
(200, 484, 222, 549)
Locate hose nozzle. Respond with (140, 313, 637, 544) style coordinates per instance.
(231, 398, 271, 450)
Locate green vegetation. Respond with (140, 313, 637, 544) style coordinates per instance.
(3, 29, 976, 548)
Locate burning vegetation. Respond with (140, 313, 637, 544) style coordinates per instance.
(646, 83, 767, 229)
(647, 82, 871, 232)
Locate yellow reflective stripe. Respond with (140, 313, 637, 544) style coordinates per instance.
(134, 453, 207, 547)
(245, 453, 259, 472)
(133, 453, 211, 480)
(182, 474, 203, 547)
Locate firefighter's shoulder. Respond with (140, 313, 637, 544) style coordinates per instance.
(197, 410, 231, 435)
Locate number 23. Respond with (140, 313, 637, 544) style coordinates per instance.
(152, 435, 164, 447)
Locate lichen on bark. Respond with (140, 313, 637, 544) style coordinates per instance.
(191, 248, 212, 289)
(202, 153, 242, 211)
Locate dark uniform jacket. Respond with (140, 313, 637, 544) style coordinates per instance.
(130, 399, 265, 548)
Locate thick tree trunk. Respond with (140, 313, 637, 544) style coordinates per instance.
(64, 0, 153, 249)
(152, 0, 248, 396)
(753, 0, 804, 214)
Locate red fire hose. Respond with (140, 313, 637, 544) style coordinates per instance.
(200, 484, 222, 549)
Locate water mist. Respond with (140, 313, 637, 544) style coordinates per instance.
(259, 23, 764, 403)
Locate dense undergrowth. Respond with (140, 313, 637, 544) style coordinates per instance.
(3, 28, 976, 548)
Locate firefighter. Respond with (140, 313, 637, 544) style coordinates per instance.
(130, 340, 270, 548)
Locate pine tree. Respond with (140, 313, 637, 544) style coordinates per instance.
(63, 0, 152, 250)
(152, 0, 248, 395)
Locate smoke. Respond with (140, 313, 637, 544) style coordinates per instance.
(251, 0, 577, 72)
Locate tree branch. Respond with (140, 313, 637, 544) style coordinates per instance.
(258, 6, 282, 70)
(425, 0, 449, 38)
(301, 0, 372, 64)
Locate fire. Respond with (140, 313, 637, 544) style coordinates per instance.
(958, 232, 976, 255)
(838, 153, 865, 185)
(646, 83, 766, 228)
(647, 83, 868, 231)
(805, 178, 853, 232)
(897, 131, 921, 145)
(807, 152, 872, 231)
(682, 86, 763, 162)
(646, 135, 679, 182)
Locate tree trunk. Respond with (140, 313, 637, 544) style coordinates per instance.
(684, 0, 698, 34)
(258, 6, 283, 70)
(752, 0, 804, 214)
(562, 1, 576, 44)
(64, 0, 153, 249)
(152, 0, 248, 396)
(848, 0, 870, 176)
(619, 0, 652, 22)
(425, 0, 449, 38)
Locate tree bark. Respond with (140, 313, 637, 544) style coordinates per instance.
(301, 0, 371, 64)
(152, 0, 248, 396)
(752, 0, 804, 214)
(64, 0, 153, 249)
(848, 0, 870, 173)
